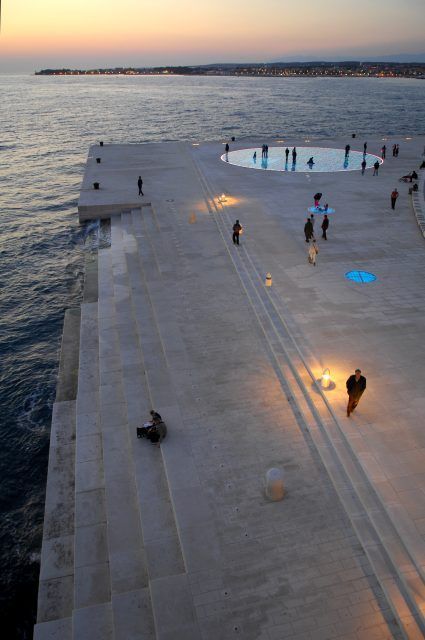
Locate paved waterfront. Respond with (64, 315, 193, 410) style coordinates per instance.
(36, 136, 425, 639)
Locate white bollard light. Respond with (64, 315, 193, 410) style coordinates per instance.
(321, 368, 331, 389)
(265, 468, 285, 501)
(265, 272, 272, 287)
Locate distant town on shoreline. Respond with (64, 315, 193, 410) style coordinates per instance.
(35, 61, 425, 78)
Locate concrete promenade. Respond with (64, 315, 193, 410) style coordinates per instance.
(36, 136, 425, 640)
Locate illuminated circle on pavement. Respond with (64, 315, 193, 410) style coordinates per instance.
(221, 146, 383, 173)
(345, 271, 377, 283)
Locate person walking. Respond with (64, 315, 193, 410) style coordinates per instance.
(314, 192, 322, 207)
(391, 188, 399, 210)
(363, 142, 367, 154)
(321, 214, 329, 240)
(292, 147, 297, 163)
(304, 217, 314, 243)
(285, 147, 290, 162)
(346, 369, 367, 416)
(381, 145, 386, 159)
(308, 241, 318, 266)
(232, 219, 242, 245)
(392, 144, 397, 157)
(361, 159, 367, 175)
(137, 176, 144, 196)
(373, 160, 380, 176)
(345, 144, 350, 158)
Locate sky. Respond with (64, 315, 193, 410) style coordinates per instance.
(1, 0, 424, 71)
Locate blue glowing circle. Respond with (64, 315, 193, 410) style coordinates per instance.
(308, 206, 335, 214)
(345, 270, 377, 283)
(221, 146, 383, 173)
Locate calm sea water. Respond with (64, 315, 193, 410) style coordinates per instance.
(1, 74, 424, 638)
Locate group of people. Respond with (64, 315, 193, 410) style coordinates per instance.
(282, 146, 297, 164)
(304, 194, 331, 266)
(261, 144, 269, 158)
(400, 170, 418, 183)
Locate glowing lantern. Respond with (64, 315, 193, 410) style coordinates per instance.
(321, 368, 331, 389)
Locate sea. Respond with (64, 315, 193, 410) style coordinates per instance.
(0, 73, 424, 638)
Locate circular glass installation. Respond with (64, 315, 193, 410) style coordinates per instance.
(345, 270, 377, 283)
(221, 146, 383, 173)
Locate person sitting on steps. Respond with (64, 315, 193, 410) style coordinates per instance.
(137, 410, 167, 444)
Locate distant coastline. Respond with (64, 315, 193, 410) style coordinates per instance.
(35, 61, 425, 79)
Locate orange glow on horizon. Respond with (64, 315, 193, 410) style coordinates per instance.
(1, 0, 424, 67)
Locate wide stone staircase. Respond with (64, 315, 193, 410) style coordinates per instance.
(36, 202, 212, 639)
(36, 185, 425, 639)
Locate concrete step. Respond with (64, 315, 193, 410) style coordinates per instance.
(117, 213, 202, 638)
(130, 212, 222, 554)
(73, 301, 112, 632)
(35, 401, 76, 633)
(98, 227, 154, 639)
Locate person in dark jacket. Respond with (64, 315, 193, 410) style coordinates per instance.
(232, 219, 242, 245)
(137, 176, 144, 196)
(304, 218, 314, 243)
(321, 214, 329, 240)
(314, 192, 322, 207)
(346, 369, 367, 416)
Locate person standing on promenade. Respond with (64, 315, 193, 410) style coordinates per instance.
(381, 145, 386, 159)
(363, 142, 367, 154)
(304, 217, 314, 243)
(361, 158, 367, 175)
(345, 144, 350, 158)
(346, 369, 366, 416)
(285, 147, 290, 162)
(373, 160, 380, 176)
(265, 144, 269, 158)
(321, 214, 329, 240)
(391, 188, 399, 210)
(137, 176, 144, 196)
(314, 192, 322, 207)
(232, 219, 242, 245)
(225, 143, 229, 154)
(292, 147, 297, 164)
(253, 151, 257, 162)
(395, 144, 400, 157)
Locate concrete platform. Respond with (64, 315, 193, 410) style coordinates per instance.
(38, 135, 425, 639)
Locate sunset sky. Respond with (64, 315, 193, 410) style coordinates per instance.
(1, 0, 424, 71)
